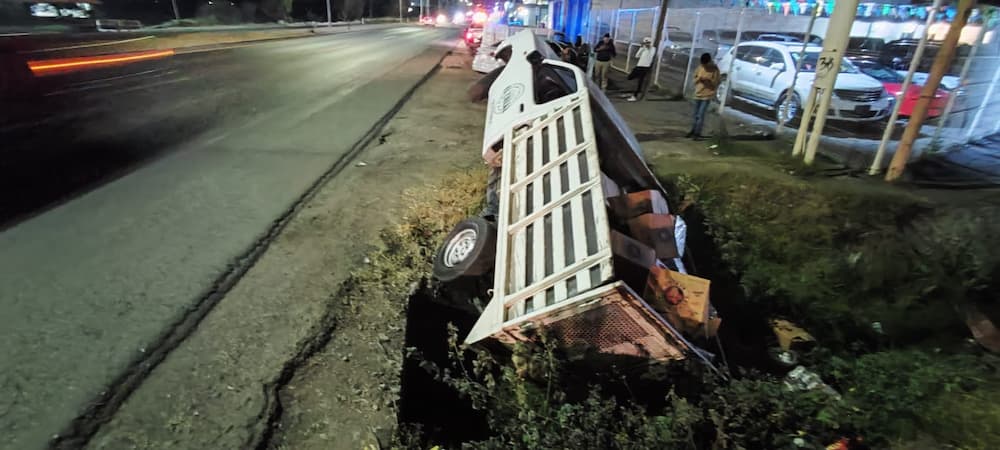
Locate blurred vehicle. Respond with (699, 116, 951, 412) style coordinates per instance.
(662, 30, 716, 74)
(755, 33, 802, 43)
(436, 13, 448, 26)
(473, 43, 504, 73)
(742, 31, 823, 45)
(848, 57, 949, 118)
(878, 39, 965, 90)
(845, 36, 886, 58)
(465, 25, 484, 48)
(717, 41, 892, 124)
(471, 39, 573, 74)
(420, 16, 436, 26)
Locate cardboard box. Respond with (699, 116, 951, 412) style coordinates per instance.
(628, 213, 679, 259)
(607, 190, 669, 220)
(643, 265, 711, 335)
(610, 230, 656, 292)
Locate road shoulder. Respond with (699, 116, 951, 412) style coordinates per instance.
(83, 49, 483, 450)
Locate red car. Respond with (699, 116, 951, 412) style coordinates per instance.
(465, 25, 484, 49)
(850, 58, 948, 118)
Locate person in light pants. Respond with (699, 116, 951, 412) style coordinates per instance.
(626, 37, 656, 101)
(593, 33, 616, 91)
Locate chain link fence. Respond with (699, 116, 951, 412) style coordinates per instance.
(580, 5, 1000, 151)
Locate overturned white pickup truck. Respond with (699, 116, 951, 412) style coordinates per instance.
(434, 30, 719, 367)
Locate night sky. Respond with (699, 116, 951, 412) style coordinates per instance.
(99, 0, 434, 24)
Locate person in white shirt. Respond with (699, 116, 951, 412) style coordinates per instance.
(627, 37, 656, 102)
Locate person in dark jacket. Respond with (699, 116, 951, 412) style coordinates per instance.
(593, 33, 616, 90)
(575, 35, 591, 72)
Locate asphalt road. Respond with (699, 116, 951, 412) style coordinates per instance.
(0, 25, 454, 449)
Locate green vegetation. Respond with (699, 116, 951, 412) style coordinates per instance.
(369, 158, 998, 449)
(656, 150, 1000, 349)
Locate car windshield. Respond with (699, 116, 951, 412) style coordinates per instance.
(669, 32, 693, 44)
(854, 62, 904, 82)
(791, 53, 860, 74)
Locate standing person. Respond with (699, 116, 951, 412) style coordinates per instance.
(593, 33, 616, 90)
(574, 35, 591, 72)
(687, 52, 720, 140)
(626, 37, 656, 101)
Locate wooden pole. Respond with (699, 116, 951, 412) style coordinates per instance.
(869, 0, 942, 174)
(886, 0, 974, 182)
(640, 0, 670, 100)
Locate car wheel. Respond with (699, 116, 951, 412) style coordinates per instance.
(776, 92, 801, 126)
(433, 217, 497, 282)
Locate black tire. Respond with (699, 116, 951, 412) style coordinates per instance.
(433, 217, 497, 282)
(775, 92, 801, 126)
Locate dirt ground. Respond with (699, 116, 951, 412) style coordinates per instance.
(267, 49, 487, 450)
(83, 47, 485, 449)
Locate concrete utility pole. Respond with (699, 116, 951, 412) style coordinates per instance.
(399, 0, 404, 22)
(640, 0, 671, 100)
(887, 0, 974, 182)
(326, 0, 332, 25)
(792, 0, 860, 164)
(869, 0, 941, 174)
(171, 0, 180, 20)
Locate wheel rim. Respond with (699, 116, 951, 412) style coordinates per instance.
(444, 229, 478, 267)
(778, 97, 798, 123)
(717, 80, 728, 102)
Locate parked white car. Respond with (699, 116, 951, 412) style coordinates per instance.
(717, 41, 892, 124)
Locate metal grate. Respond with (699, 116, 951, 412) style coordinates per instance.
(499, 94, 614, 324)
(834, 89, 883, 102)
(548, 303, 648, 349)
(501, 285, 689, 361)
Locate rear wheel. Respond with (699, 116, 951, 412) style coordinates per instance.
(776, 92, 801, 126)
(433, 217, 497, 282)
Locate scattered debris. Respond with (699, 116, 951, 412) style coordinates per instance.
(784, 365, 839, 399)
(771, 319, 815, 352)
(356, 161, 368, 167)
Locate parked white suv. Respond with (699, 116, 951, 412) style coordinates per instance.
(717, 41, 892, 124)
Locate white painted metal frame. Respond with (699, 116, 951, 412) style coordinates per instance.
(467, 38, 615, 344)
(498, 93, 614, 326)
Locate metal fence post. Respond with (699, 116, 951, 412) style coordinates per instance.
(930, 22, 987, 148)
(966, 56, 1000, 140)
(718, 8, 746, 115)
(869, 0, 942, 175)
(681, 12, 702, 99)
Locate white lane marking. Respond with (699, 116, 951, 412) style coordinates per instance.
(44, 74, 188, 97)
(71, 68, 164, 87)
(18, 36, 155, 54)
(107, 76, 191, 95)
(43, 70, 178, 96)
